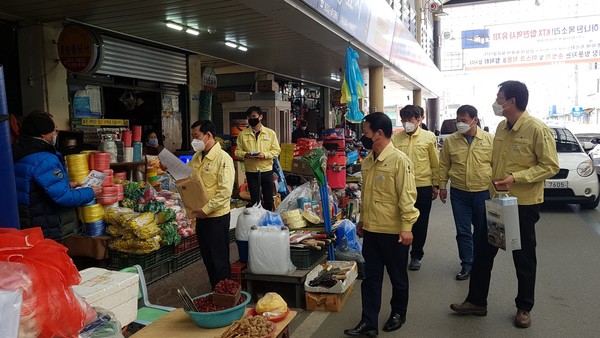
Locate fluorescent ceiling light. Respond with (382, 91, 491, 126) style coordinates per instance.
(166, 22, 183, 31)
(186, 28, 200, 36)
(225, 41, 238, 48)
(238, 45, 248, 51)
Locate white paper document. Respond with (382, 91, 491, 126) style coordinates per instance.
(79, 170, 107, 188)
(158, 148, 193, 181)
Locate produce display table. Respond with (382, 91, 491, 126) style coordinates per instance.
(243, 255, 327, 309)
(130, 308, 297, 338)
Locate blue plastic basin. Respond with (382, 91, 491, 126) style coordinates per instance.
(185, 291, 251, 328)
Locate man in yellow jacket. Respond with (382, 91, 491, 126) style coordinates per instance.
(189, 120, 235, 289)
(392, 105, 440, 271)
(344, 112, 419, 337)
(451, 81, 559, 329)
(235, 106, 281, 211)
(439, 105, 493, 281)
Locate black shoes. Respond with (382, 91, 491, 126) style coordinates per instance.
(456, 267, 471, 280)
(344, 321, 379, 337)
(383, 313, 406, 332)
(409, 258, 421, 270)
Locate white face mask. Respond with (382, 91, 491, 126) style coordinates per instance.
(191, 135, 208, 152)
(403, 122, 416, 133)
(492, 101, 506, 116)
(50, 134, 57, 146)
(456, 122, 473, 134)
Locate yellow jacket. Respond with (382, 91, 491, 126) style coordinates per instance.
(439, 127, 494, 192)
(361, 142, 420, 233)
(234, 126, 281, 173)
(492, 111, 559, 205)
(391, 127, 440, 187)
(188, 142, 235, 217)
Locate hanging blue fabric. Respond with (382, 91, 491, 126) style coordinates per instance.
(0, 65, 20, 228)
(273, 158, 290, 199)
(340, 47, 366, 123)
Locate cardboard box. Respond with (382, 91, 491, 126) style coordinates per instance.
(256, 80, 279, 92)
(234, 160, 246, 189)
(64, 235, 111, 259)
(234, 92, 252, 101)
(305, 282, 354, 312)
(217, 91, 235, 102)
(304, 261, 358, 294)
(176, 176, 209, 219)
(72, 268, 139, 326)
(292, 158, 314, 176)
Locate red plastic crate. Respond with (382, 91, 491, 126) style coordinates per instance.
(231, 261, 247, 287)
(173, 235, 199, 255)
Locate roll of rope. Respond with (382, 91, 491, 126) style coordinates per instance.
(65, 154, 90, 182)
(132, 142, 143, 162)
(115, 183, 124, 201)
(114, 171, 127, 180)
(101, 175, 114, 187)
(84, 219, 106, 237)
(121, 130, 132, 147)
(132, 125, 142, 142)
(103, 169, 114, 176)
(124, 147, 134, 162)
(91, 152, 111, 171)
(81, 203, 105, 223)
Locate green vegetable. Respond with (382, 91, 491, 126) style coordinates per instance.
(142, 200, 165, 213)
(159, 222, 181, 246)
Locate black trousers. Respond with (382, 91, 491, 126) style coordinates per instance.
(466, 204, 540, 311)
(361, 230, 410, 328)
(410, 186, 433, 260)
(246, 170, 275, 211)
(196, 213, 231, 289)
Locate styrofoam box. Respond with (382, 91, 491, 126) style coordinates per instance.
(72, 268, 139, 326)
(304, 261, 358, 294)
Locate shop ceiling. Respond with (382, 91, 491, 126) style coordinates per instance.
(0, 0, 508, 93)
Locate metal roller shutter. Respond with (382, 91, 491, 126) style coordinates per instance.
(96, 35, 187, 85)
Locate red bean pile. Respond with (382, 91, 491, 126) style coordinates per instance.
(214, 279, 240, 295)
(193, 294, 247, 313)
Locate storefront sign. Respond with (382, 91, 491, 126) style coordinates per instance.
(202, 66, 218, 92)
(71, 118, 129, 126)
(57, 25, 102, 74)
(464, 15, 600, 69)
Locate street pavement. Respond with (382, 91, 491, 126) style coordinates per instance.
(147, 199, 600, 337)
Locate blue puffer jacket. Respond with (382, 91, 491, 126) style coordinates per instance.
(13, 135, 95, 240)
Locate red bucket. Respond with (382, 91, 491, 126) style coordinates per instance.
(132, 125, 142, 142)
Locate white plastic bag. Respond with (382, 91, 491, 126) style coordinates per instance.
(235, 203, 266, 241)
(0, 290, 21, 338)
(248, 226, 296, 275)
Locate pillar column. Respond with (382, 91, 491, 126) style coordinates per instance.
(368, 66, 383, 113)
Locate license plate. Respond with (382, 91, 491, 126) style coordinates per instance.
(545, 181, 568, 189)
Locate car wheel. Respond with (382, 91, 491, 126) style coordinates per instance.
(580, 196, 600, 210)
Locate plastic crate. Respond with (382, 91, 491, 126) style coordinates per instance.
(145, 260, 172, 284)
(231, 261, 247, 287)
(171, 249, 202, 271)
(290, 247, 327, 270)
(173, 235, 199, 255)
(108, 245, 173, 270)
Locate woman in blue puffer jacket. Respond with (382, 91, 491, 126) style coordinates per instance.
(12, 111, 100, 241)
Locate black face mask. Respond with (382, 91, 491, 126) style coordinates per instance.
(360, 135, 373, 150)
(248, 117, 260, 127)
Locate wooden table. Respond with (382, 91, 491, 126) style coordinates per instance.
(130, 308, 297, 338)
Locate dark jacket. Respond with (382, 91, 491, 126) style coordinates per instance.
(13, 135, 95, 240)
(291, 128, 310, 143)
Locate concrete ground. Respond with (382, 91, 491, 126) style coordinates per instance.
(146, 199, 600, 337)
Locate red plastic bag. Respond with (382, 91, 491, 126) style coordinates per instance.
(0, 227, 96, 338)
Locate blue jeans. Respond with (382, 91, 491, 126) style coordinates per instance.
(450, 187, 490, 270)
